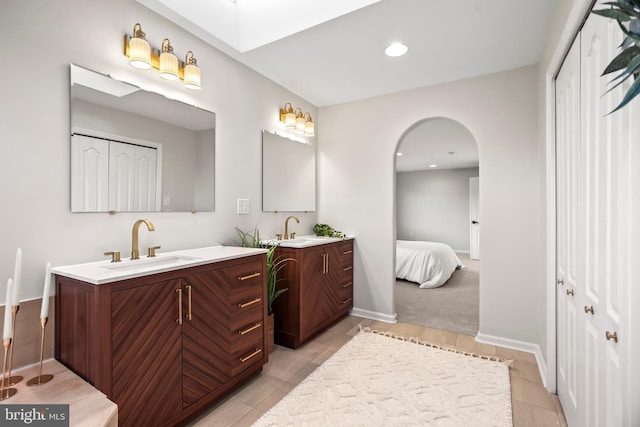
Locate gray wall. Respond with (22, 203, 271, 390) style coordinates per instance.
(396, 168, 479, 251)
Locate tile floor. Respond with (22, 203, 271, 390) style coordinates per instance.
(188, 315, 568, 427)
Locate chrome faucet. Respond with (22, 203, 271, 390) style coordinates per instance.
(131, 219, 155, 260)
(283, 216, 300, 240)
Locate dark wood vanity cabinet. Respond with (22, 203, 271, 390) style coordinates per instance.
(273, 239, 354, 349)
(55, 254, 267, 427)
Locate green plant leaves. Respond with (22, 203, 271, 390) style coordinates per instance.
(593, 2, 640, 112)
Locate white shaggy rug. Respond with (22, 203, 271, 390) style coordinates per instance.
(253, 329, 512, 427)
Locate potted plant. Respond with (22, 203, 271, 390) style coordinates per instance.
(593, 1, 640, 112)
(235, 227, 294, 353)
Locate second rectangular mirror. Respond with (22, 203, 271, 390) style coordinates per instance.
(262, 130, 316, 212)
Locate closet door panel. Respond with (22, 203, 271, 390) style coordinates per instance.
(555, 33, 581, 427)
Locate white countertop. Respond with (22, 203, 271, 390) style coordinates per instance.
(52, 245, 268, 285)
(260, 235, 354, 248)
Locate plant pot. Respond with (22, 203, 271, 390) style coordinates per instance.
(266, 313, 275, 354)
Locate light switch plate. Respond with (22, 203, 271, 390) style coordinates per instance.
(237, 199, 250, 214)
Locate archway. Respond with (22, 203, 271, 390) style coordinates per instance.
(394, 117, 480, 336)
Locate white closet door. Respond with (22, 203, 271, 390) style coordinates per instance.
(133, 145, 157, 211)
(109, 141, 135, 211)
(581, 12, 629, 427)
(555, 34, 582, 427)
(71, 134, 109, 212)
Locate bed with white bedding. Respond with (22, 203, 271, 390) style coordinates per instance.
(396, 240, 463, 289)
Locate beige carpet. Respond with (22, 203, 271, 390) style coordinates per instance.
(396, 252, 479, 336)
(253, 328, 512, 427)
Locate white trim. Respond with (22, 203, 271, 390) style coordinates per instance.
(476, 332, 547, 388)
(453, 250, 470, 254)
(543, 0, 595, 394)
(351, 307, 398, 324)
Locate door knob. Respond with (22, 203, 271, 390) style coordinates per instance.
(566, 289, 574, 296)
(605, 331, 618, 343)
(584, 306, 594, 315)
(472, 221, 479, 224)
(557, 278, 564, 285)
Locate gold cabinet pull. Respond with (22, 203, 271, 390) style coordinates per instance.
(341, 297, 353, 305)
(326, 253, 329, 274)
(584, 305, 594, 315)
(321, 254, 326, 274)
(557, 278, 564, 285)
(238, 323, 262, 335)
(186, 285, 192, 321)
(341, 282, 353, 288)
(342, 250, 353, 255)
(239, 348, 262, 363)
(176, 288, 183, 325)
(606, 331, 618, 343)
(238, 297, 261, 308)
(566, 289, 574, 296)
(343, 266, 353, 271)
(238, 272, 261, 281)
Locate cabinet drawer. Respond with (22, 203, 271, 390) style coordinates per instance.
(231, 338, 264, 376)
(226, 261, 264, 303)
(337, 279, 353, 300)
(231, 319, 264, 347)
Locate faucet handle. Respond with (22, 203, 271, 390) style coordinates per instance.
(290, 232, 296, 239)
(104, 251, 121, 263)
(148, 246, 161, 258)
(276, 234, 282, 240)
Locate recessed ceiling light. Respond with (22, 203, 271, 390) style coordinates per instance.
(429, 164, 438, 168)
(385, 43, 408, 57)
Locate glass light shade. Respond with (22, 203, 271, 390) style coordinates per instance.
(159, 51, 179, 80)
(285, 111, 296, 128)
(304, 120, 315, 136)
(184, 63, 202, 90)
(129, 37, 152, 69)
(296, 115, 306, 131)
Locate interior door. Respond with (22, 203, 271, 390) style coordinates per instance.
(71, 134, 109, 212)
(469, 176, 480, 259)
(555, 33, 582, 427)
(581, 13, 627, 427)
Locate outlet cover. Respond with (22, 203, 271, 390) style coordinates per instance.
(237, 199, 250, 214)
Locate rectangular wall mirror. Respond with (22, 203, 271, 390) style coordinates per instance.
(262, 130, 316, 212)
(70, 64, 215, 213)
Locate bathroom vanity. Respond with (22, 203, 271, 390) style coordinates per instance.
(53, 246, 268, 427)
(269, 237, 354, 349)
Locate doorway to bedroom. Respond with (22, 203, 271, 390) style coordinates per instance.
(394, 117, 480, 336)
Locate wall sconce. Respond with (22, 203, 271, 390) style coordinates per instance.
(280, 103, 315, 136)
(124, 23, 202, 90)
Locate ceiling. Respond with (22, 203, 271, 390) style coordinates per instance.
(138, 0, 557, 107)
(396, 118, 478, 172)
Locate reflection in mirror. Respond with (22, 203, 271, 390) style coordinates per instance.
(262, 130, 316, 212)
(70, 64, 215, 213)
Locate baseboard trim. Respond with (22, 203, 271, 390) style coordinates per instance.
(476, 332, 549, 390)
(350, 307, 398, 324)
(454, 250, 470, 254)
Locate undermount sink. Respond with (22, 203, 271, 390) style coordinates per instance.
(102, 255, 200, 273)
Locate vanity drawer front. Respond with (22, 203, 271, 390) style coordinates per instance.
(231, 318, 264, 347)
(337, 279, 354, 300)
(230, 338, 264, 376)
(226, 261, 264, 302)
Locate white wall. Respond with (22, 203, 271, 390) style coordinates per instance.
(0, 0, 318, 303)
(319, 65, 541, 343)
(396, 168, 479, 251)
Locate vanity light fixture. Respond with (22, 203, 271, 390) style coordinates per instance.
(159, 39, 179, 80)
(280, 103, 296, 128)
(304, 113, 315, 136)
(124, 23, 202, 90)
(128, 23, 152, 69)
(295, 108, 306, 131)
(280, 103, 315, 136)
(183, 51, 201, 90)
